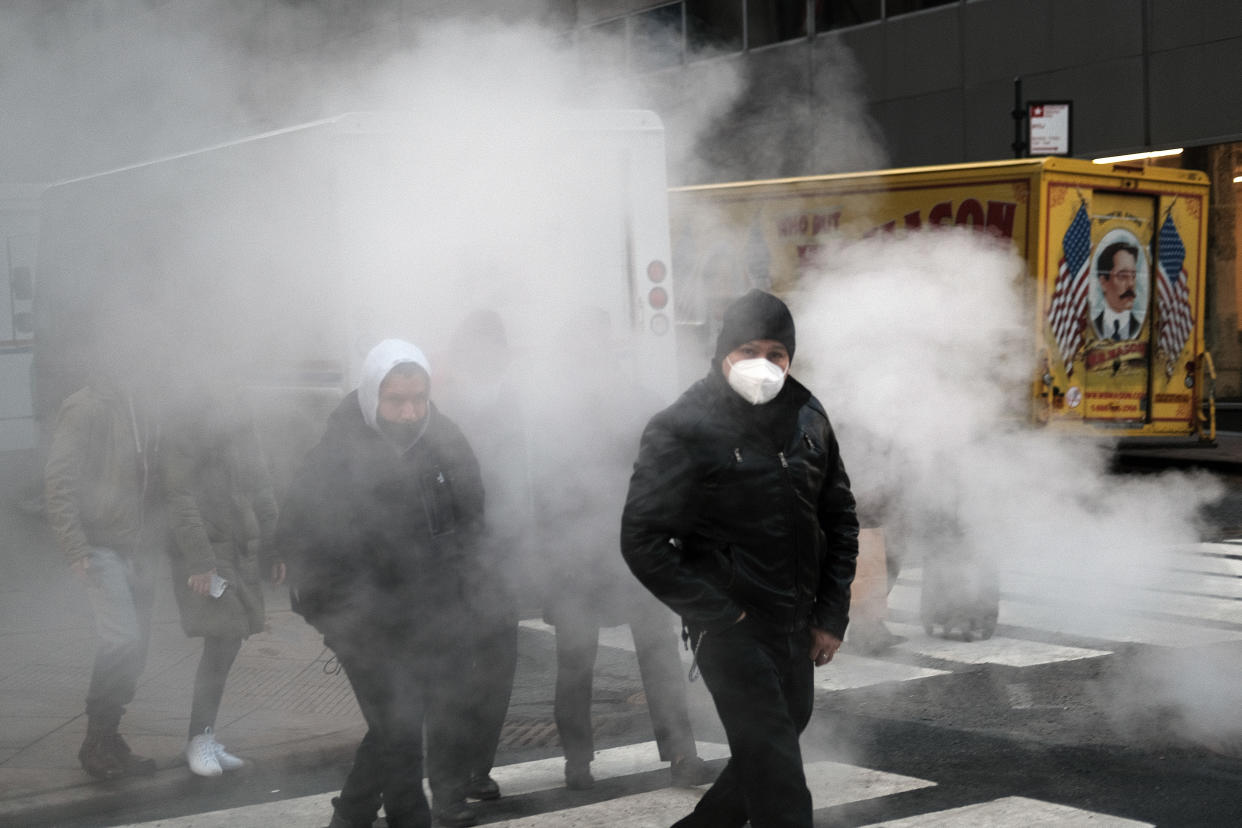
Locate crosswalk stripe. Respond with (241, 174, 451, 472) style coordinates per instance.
(884, 622, 1110, 667)
(522, 616, 952, 692)
(889, 577, 1242, 647)
(111, 744, 930, 827)
(804, 760, 935, 809)
(111, 747, 1156, 827)
(488, 740, 730, 797)
(977, 597, 1242, 647)
(1183, 544, 1242, 578)
(997, 570, 1242, 626)
(816, 652, 950, 690)
(446, 757, 936, 827)
(113, 741, 729, 828)
(861, 795, 1153, 826)
(524, 602, 1110, 689)
(487, 787, 699, 827)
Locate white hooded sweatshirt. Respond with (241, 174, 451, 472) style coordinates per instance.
(357, 339, 433, 445)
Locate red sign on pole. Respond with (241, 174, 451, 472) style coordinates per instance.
(1028, 101, 1072, 156)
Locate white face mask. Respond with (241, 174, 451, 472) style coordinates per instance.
(726, 357, 787, 405)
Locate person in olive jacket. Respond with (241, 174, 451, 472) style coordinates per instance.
(620, 289, 859, 828)
(44, 372, 162, 780)
(161, 391, 283, 777)
(278, 339, 487, 828)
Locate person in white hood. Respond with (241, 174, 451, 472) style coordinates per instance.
(278, 339, 488, 828)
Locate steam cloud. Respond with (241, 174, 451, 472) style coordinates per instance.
(3, 1, 1236, 770)
(793, 229, 1231, 746)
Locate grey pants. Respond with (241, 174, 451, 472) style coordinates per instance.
(82, 547, 156, 730)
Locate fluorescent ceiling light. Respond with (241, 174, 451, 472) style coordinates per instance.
(1093, 148, 1184, 164)
(1235, 175, 1242, 184)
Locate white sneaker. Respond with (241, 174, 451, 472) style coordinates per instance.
(186, 731, 222, 777)
(209, 731, 245, 771)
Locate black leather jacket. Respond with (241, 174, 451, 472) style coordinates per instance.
(620, 370, 859, 638)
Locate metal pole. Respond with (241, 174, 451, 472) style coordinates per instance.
(1011, 76, 1026, 158)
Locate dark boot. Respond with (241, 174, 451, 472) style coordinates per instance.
(431, 797, 478, 827)
(105, 732, 157, 776)
(463, 773, 501, 800)
(325, 796, 375, 828)
(564, 759, 595, 790)
(78, 728, 124, 780)
(670, 755, 716, 787)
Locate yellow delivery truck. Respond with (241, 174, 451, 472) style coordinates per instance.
(670, 157, 1212, 441)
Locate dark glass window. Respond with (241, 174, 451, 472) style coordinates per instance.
(687, 0, 743, 56)
(884, 0, 958, 17)
(814, 0, 882, 31)
(631, 3, 684, 73)
(748, 0, 809, 48)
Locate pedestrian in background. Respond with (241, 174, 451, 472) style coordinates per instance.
(534, 309, 711, 791)
(279, 339, 487, 828)
(44, 361, 162, 780)
(621, 289, 859, 828)
(436, 310, 531, 803)
(161, 389, 283, 777)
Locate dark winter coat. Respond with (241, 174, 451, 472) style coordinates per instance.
(532, 370, 662, 630)
(277, 393, 486, 649)
(162, 400, 279, 639)
(620, 370, 859, 638)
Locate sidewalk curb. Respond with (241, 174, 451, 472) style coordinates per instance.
(4, 730, 362, 828)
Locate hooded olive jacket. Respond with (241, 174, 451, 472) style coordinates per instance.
(162, 402, 279, 639)
(44, 384, 160, 565)
(621, 371, 860, 638)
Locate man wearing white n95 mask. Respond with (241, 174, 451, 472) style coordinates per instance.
(621, 289, 860, 828)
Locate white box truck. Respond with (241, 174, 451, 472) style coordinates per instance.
(32, 110, 679, 479)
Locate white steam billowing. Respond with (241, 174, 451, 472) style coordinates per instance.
(794, 229, 1233, 746)
(3, 2, 1237, 763)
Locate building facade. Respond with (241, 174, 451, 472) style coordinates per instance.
(574, 0, 1242, 395)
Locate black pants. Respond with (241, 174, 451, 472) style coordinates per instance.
(462, 615, 518, 779)
(188, 636, 243, 738)
(332, 640, 469, 828)
(673, 620, 814, 828)
(554, 601, 696, 767)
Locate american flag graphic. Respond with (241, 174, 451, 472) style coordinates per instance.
(1047, 200, 1092, 374)
(1156, 211, 1194, 376)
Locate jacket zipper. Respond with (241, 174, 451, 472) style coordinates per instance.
(778, 449, 802, 628)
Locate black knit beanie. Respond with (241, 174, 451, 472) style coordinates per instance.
(713, 289, 797, 363)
